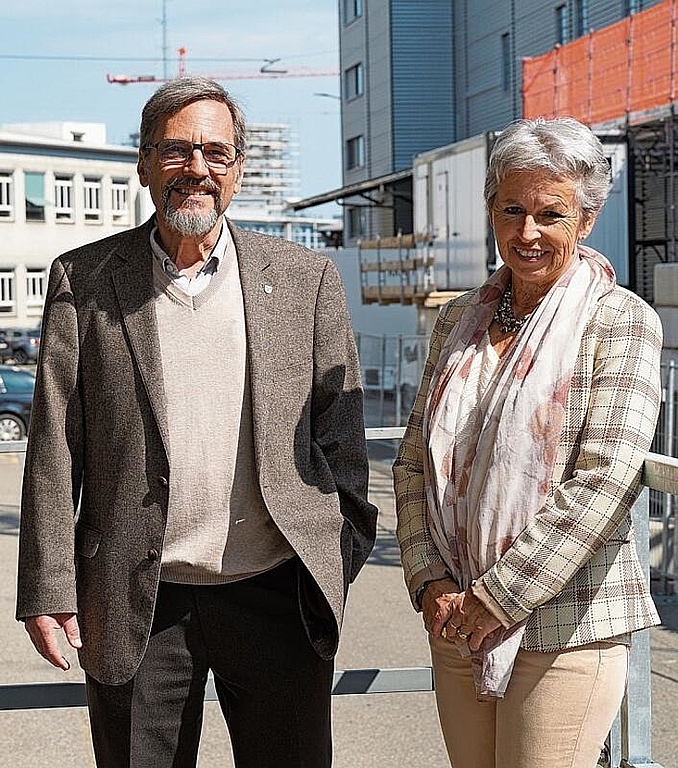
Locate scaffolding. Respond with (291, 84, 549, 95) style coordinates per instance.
(628, 119, 678, 302)
(521, 0, 678, 304)
(522, 0, 678, 128)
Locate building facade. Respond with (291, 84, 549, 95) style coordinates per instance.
(334, 0, 663, 243)
(339, 0, 454, 241)
(0, 123, 151, 328)
(0, 121, 341, 329)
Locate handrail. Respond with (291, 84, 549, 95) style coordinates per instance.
(364, 426, 406, 440)
(0, 439, 27, 453)
(643, 451, 678, 493)
(0, 667, 436, 711)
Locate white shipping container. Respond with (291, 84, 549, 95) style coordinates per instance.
(413, 132, 630, 292)
(586, 139, 629, 286)
(414, 134, 491, 291)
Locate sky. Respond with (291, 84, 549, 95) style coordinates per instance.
(0, 0, 342, 204)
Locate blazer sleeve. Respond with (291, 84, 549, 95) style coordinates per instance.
(393, 308, 454, 608)
(16, 256, 84, 620)
(311, 259, 377, 582)
(478, 292, 663, 624)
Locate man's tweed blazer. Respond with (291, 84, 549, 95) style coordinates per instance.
(394, 281, 662, 651)
(16, 218, 377, 685)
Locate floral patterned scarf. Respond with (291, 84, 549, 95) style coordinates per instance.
(423, 246, 616, 699)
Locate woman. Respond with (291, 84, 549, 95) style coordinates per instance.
(393, 117, 662, 768)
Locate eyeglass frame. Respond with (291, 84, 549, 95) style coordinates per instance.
(142, 139, 243, 174)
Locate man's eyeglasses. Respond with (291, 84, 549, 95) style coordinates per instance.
(143, 140, 242, 173)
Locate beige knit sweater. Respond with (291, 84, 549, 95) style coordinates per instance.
(152, 243, 293, 584)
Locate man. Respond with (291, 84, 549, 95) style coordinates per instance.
(16, 77, 377, 768)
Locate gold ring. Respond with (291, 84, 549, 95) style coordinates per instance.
(442, 623, 458, 639)
(456, 630, 470, 641)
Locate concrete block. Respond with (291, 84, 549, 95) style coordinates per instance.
(654, 263, 678, 306)
(657, 306, 678, 348)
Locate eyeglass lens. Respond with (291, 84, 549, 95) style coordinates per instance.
(154, 140, 238, 169)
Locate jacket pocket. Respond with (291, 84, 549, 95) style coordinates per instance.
(75, 522, 102, 558)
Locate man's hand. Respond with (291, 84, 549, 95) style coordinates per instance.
(25, 613, 82, 670)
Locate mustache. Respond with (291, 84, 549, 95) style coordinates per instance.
(164, 176, 221, 195)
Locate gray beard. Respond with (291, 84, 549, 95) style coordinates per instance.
(161, 182, 221, 237)
(163, 206, 219, 237)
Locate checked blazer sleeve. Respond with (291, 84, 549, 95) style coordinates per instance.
(393, 292, 477, 608)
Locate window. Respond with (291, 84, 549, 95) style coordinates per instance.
(0, 367, 35, 393)
(0, 270, 15, 313)
(347, 207, 367, 238)
(345, 63, 364, 100)
(574, 0, 589, 37)
(54, 174, 74, 221)
(25, 172, 46, 222)
(0, 172, 14, 219)
(111, 179, 130, 224)
(501, 33, 511, 92)
(346, 135, 365, 170)
(83, 177, 102, 223)
(26, 268, 47, 312)
(556, 4, 569, 45)
(344, 0, 363, 23)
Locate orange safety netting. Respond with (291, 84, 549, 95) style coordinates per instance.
(523, 0, 678, 124)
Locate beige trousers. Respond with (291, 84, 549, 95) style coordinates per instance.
(430, 633, 628, 768)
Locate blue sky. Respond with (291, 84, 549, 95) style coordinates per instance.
(0, 0, 342, 200)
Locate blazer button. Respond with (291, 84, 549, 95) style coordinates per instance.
(146, 548, 159, 562)
(157, 476, 169, 487)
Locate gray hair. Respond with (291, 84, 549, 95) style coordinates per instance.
(139, 76, 247, 154)
(484, 117, 611, 218)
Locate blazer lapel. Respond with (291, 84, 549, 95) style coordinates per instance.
(229, 222, 274, 470)
(111, 222, 170, 456)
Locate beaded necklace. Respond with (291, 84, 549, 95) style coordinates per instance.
(493, 282, 532, 334)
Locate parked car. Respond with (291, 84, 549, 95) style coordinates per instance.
(0, 364, 35, 440)
(0, 327, 40, 364)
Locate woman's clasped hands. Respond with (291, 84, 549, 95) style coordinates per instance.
(421, 577, 502, 653)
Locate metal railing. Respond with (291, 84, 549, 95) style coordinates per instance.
(651, 360, 677, 593)
(361, 348, 678, 595)
(1, 431, 677, 768)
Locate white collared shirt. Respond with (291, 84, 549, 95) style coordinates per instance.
(149, 220, 231, 297)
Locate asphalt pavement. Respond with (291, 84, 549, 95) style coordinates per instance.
(0, 452, 676, 767)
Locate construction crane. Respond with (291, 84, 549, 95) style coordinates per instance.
(107, 48, 337, 85)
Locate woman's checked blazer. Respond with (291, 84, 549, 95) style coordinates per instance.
(393, 281, 663, 651)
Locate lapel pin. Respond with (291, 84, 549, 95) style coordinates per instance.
(263, 283, 273, 294)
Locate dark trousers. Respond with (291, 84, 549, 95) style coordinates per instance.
(86, 558, 334, 768)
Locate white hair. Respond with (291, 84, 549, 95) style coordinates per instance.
(484, 117, 611, 218)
